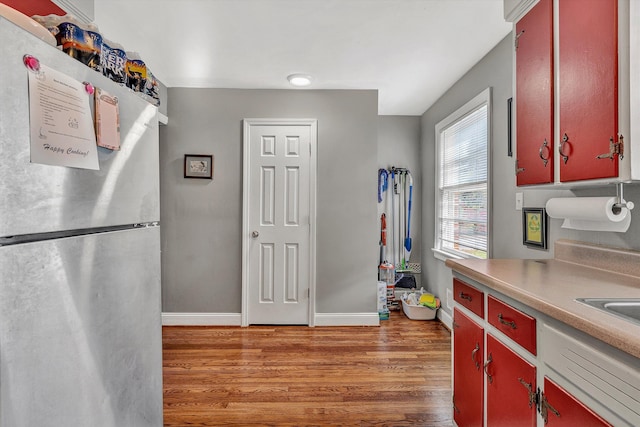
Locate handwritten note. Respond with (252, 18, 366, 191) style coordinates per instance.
(29, 64, 99, 170)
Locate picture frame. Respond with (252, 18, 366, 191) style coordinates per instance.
(522, 207, 547, 249)
(184, 154, 213, 179)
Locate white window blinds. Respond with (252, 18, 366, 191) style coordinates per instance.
(435, 89, 490, 259)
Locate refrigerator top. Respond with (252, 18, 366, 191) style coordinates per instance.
(0, 19, 160, 236)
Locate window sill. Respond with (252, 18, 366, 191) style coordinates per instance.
(431, 248, 464, 263)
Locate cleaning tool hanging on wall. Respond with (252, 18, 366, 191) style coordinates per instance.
(390, 168, 396, 268)
(378, 168, 388, 203)
(398, 169, 407, 270)
(379, 213, 387, 265)
(404, 171, 413, 262)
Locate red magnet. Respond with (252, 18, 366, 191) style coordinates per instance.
(83, 82, 94, 95)
(23, 55, 40, 72)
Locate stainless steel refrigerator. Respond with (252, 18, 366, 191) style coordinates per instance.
(0, 17, 163, 426)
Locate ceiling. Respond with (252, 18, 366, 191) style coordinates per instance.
(93, 0, 512, 115)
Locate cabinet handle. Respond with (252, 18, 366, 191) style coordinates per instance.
(483, 353, 493, 384)
(471, 343, 480, 370)
(497, 313, 517, 330)
(518, 377, 536, 408)
(459, 292, 472, 302)
(559, 133, 570, 164)
(538, 138, 550, 167)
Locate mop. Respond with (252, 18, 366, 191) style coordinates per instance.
(390, 168, 396, 269)
(404, 171, 413, 265)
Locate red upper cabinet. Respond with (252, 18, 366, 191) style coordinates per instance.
(558, 0, 619, 182)
(1, 0, 65, 17)
(515, 0, 554, 185)
(514, 0, 628, 185)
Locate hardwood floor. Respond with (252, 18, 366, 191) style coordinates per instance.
(163, 310, 452, 426)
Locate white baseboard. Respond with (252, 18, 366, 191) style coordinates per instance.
(313, 313, 380, 326)
(162, 312, 242, 326)
(437, 309, 453, 330)
(162, 312, 380, 327)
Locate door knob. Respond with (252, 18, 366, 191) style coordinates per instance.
(252, 231, 259, 238)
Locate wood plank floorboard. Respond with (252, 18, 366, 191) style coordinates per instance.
(163, 310, 452, 426)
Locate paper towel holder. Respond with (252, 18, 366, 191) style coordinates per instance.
(613, 182, 634, 214)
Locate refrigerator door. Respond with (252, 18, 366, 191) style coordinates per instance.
(0, 17, 159, 237)
(0, 226, 163, 426)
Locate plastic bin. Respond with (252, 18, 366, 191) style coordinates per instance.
(401, 299, 437, 320)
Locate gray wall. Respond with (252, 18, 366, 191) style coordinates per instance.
(160, 88, 379, 314)
(377, 116, 422, 280)
(421, 34, 640, 319)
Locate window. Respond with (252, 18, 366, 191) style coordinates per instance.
(434, 88, 491, 260)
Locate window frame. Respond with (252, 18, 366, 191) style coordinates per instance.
(433, 87, 492, 261)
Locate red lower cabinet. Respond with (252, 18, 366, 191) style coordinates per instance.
(542, 378, 612, 426)
(453, 308, 484, 427)
(451, 276, 618, 426)
(486, 335, 537, 427)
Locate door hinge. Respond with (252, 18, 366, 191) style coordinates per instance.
(515, 159, 526, 175)
(452, 395, 461, 414)
(596, 134, 624, 161)
(538, 390, 560, 424)
(515, 29, 525, 49)
(518, 378, 536, 409)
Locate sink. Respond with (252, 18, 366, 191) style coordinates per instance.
(576, 298, 640, 326)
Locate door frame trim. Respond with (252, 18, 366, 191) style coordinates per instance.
(241, 118, 318, 327)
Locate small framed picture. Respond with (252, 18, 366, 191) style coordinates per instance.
(184, 154, 213, 179)
(523, 207, 547, 249)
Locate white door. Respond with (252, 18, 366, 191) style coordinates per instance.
(242, 119, 317, 325)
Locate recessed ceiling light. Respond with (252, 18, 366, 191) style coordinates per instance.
(287, 74, 313, 87)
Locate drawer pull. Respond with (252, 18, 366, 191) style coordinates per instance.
(498, 313, 517, 329)
(483, 353, 493, 384)
(459, 292, 472, 302)
(471, 343, 480, 370)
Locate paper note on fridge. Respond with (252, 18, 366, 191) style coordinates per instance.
(95, 87, 121, 150)
(28, 63, 99, 170)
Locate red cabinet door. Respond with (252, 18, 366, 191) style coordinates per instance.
(515, 0, 554, 185)
(543, 377, 613, 426)
(453, 308, 484, 427)
(486, 335, 537, 427)
(559, 0, 618, 181)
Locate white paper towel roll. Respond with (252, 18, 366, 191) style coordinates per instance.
(545, 197, 631, 232)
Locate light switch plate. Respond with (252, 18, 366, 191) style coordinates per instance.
(516, 192, 523, 210)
